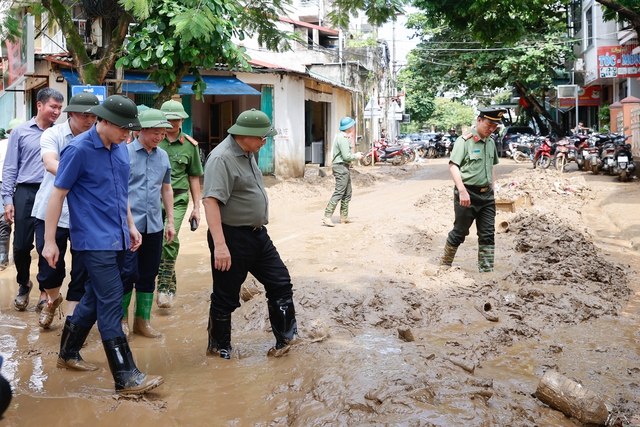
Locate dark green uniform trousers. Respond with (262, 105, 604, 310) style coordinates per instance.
(444, 186, 496, 272)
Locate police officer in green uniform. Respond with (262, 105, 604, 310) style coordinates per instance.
(441, 107, 506, 272)
(156, 100, 203, 308)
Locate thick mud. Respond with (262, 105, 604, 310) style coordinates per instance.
(1, 159, 640, 426)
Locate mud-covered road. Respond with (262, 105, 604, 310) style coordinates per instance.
(1, 158, 640, 426)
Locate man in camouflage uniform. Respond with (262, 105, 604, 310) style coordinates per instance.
(441, 108, 505, 273)
(156, 100, 203, 308)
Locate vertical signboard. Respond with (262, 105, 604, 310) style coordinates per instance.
(2, 14, 35, 90)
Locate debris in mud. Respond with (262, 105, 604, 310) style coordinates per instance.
(397, 327, 415, 342)
(446, 356, 475, 374)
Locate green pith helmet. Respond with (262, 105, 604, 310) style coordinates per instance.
(160, 100, 189, 119)
(90, 95, 141, 130)
(7, 118, 25, 131)
(63, 92, 100, 113)
(227, 108, 277, 138)
(137, 105, 150, 114)
(339, 116, 355, 131)
(138, 109, 172, 129)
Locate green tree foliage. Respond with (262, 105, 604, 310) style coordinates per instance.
(326, 0, 405, 29)
(426, 98, 475, 132)
(397, 57, 435, 127)
(117, 0, 295, 105)
(403, 2, 573, 134)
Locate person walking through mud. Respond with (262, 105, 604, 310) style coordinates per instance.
(42, 95, 163, 395)
(440, 107, 506, 273)
(0, 118, 24, 271)
(202, 108, 298, 359)
(121, 108, 176, 339)
(156, 99, 203, 309)
(32, 92, 99, 329)
(322, 116, 362, 227)
(3, 88, 64, 312)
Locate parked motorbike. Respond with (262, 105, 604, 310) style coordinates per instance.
(425, 134, 447, 159)
(506, 135, 534, 163)
(532, 136, 553, 169)
(572, 135, 590, 171)
(362, 140, 407, 166)
(554, 138, 577, 171)
(613, 135, 635, 182)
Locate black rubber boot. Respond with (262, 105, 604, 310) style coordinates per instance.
(267, 298, 298, 350)
(206, 312, 232, 359)
(57, 319, 98, 371)
(102, 336, 164, 395)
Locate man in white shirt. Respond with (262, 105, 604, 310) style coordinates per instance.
(32, 92, 98, 329)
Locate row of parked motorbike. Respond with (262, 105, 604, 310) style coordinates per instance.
(505, 131, 635, 182)
(361, 134, 450, 166)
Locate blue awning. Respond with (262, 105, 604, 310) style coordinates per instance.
(60, 69, 260, 95)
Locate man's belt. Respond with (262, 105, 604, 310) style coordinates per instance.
(237, 225, 264, 232)
(173, 188, 188, 196)
(464, 184, 491, 193)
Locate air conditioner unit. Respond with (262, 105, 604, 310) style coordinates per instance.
(557, 85, 578, 98)
(574, 58, 585, 72)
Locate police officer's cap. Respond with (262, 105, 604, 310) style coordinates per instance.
(63, 92, 100, 113)
(138, 109, 173, 129)
(228, 108, 277, 138)
(478, 108, 507, 123)
(90, 95, 141, 131)
(160, 100, 189, 119)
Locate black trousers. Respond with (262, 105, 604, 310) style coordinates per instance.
(207, 224, 294, 316)
(446, 186, 496, 248)
(12, 183, 40, 287)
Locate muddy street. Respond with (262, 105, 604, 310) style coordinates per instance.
(1, 158, 640, 426)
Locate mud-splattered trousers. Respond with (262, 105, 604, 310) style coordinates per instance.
(325, 163, 352, 217)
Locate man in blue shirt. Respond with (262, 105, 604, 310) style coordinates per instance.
(3, 87, 63, 311)
(33, 92, 98, 329)
(42, 95, 163, 395)
(121, 108, 175, 338)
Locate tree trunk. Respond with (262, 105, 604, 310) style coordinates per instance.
(513, 80, 563, 136)
(596, 0, 640, 40)
(153, 66, 192, 108)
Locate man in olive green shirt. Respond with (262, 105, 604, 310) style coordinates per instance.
(322, 116, 362, 227)
(157, 100, 203, 308)
(441, 107, 505, 272)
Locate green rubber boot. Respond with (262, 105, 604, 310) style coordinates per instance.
(121, 291, 132, 337)
(478, 245, 495, 273)
(134, 292, 161, 338)
(440, 243, 458, 267)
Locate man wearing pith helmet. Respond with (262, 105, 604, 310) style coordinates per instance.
(441, 107, 506, 273)
(43, 94, 163, 395)
(157, 99, 203, 308)
(203, 108, 298, 359)
(32, 91, 99, 330)
(322, 116, 362, 227)
(121, 108, 176, 339)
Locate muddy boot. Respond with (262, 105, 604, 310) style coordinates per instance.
(133, 292, 161, 338)
(168, 266, 177, 303)
(103, 336, 164, 395)
(440, 243, 459, 268)
(57, 319, 98, 371)
(156, 259, 172, 308)
(478, 245, 495, 273)
(121, 291, 132, 337)
(206, 312, 232, 359)
(267, 298, 297, 356)
(39, 294, 63, 329)
(13, 280, 32, 311)
(340, 200, 351, 223)
(322, 200, 337, 227)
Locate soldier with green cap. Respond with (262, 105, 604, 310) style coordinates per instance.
(441, 107, 506, 273)
(42, 94, 163, 395)
(121, 108, 176, 338)
(322, 116, 362, 227)
(157, 99, 203, 308)
(203, 108, 298, 359)
(33, 92, 99, 329)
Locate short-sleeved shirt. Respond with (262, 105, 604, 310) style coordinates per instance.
(332, 131, 358, 164)
(159, 130, 203, 191)
(32, 120, 74, 227)
(203, 134, 268, 228)
(2, 118, 48, 205)
(55, 125, 130, 251)
(449, 128, 499, 187)
(127, 139, 172, 234)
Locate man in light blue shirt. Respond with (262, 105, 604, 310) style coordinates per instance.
(121, 108, 175, 338)
(3, 87, 63, 311)
(32, 92, 98, 329)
